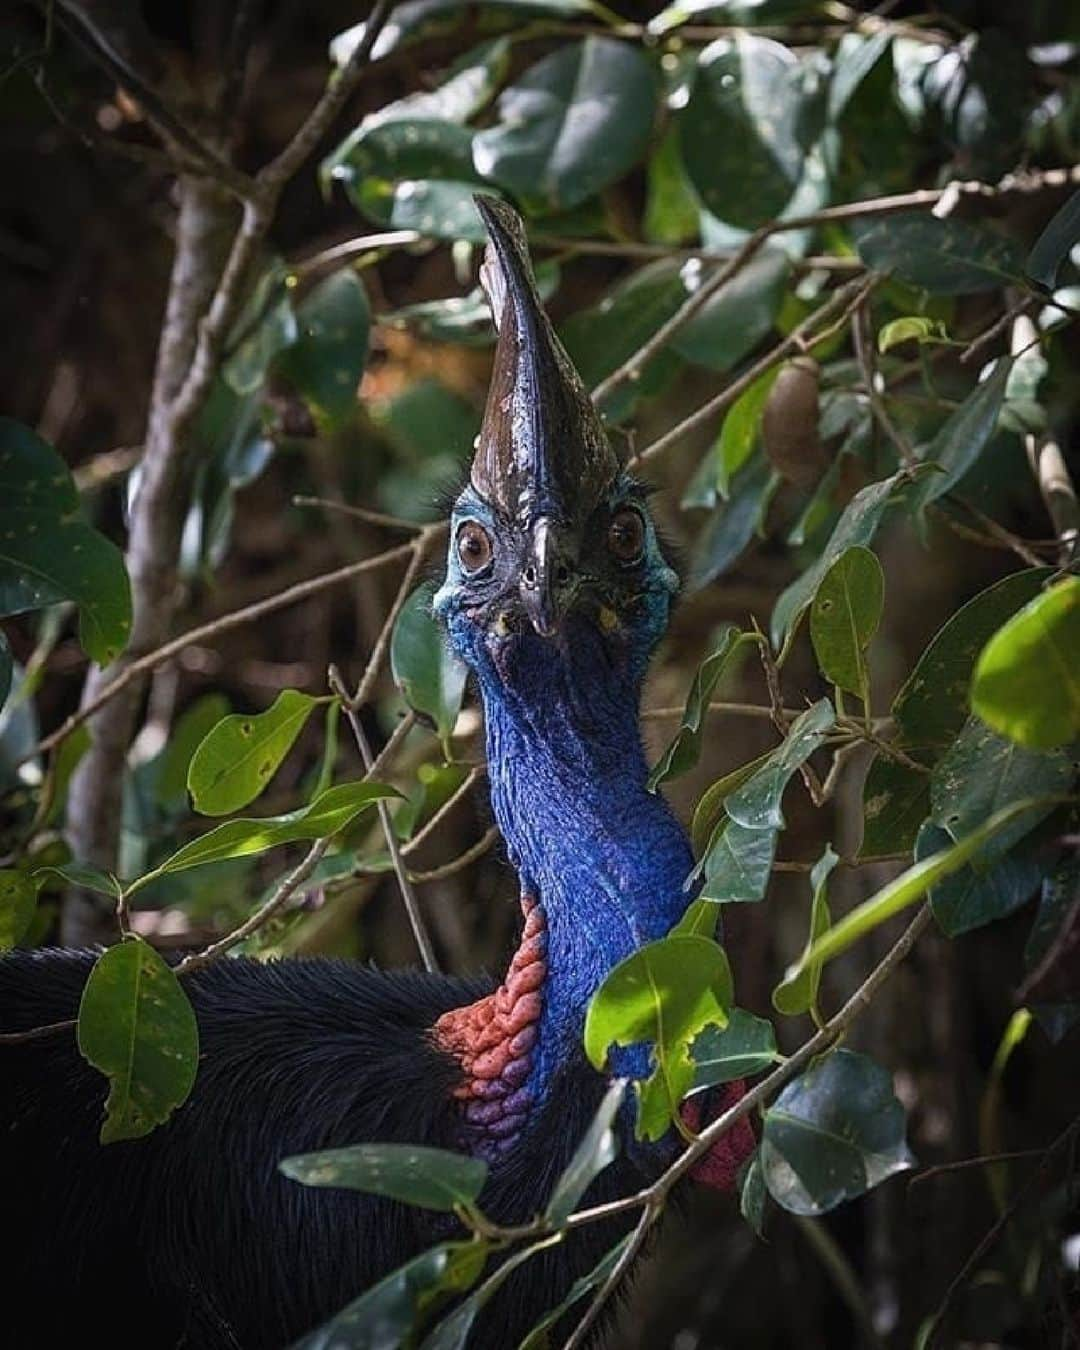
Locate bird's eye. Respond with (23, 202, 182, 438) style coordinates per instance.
(607, 508, 645, 565)
(456, 520, 493, 573)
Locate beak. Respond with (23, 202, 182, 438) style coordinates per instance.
(519, 517, 564, 638)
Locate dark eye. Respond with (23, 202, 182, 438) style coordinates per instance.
(607, 508, 645, 564)
(456, 520, 493, 573)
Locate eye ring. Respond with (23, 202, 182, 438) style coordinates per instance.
(607, 507, 645, 565)
(456, 520, 493, 573)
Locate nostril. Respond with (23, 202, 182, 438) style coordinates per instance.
(523, 564, 537, 587)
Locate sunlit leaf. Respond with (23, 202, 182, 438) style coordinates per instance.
(281, 1142, 488, 1212)
(187, 689, 322, 816)
(77, 937, 199, 1144)
(772, 845, 838, 1016)
(713, 367, 782, 496)
(0, 417, 132, 665)
(584, 935, 733, 1141)
(971, 577, 1080, 751)
(726, 699, 835, 830)
(761, 1049, 913, 1215)
(810, 546, 883, 699)
(155, 694, 230, 811)
(877, 315, 951, 353)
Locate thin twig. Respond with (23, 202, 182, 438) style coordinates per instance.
(406, 825, 500, 884)
(402, 765, 487, 857)
(562, 1203, 658, 1350)
(351, 532, 435, 708)
(853, 300, 916, 466)
(292, 496, 426, 534)
(907, 1149, 1045, 1187)
(330, 666, 439, 973)
(294, 230, 426, 277)
(0, 1017, 77, 1045)
(640, 700, 800, 721)
(26, 540, 421, 765)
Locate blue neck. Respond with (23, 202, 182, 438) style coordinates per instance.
(475, 625, 694, 1094)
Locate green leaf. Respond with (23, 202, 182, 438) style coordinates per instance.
(877, 316, 951, 353)
(517, 1235, 633, 1350)
(0, 628, 11, 714)
(473, 38, 656, 212)
(690, 749, 776, 854)
(772, 845, 838, 1016)
(386, 261, 560, 346)
(223, 261, 298, 396)
(929, 717, 1073, 857)
(726, 699, 835, 831)
(34, 861, 122, 901)
(893, 568, 1052, 755)
(330, 118, 478, 196)
(76, 937, 199, 1144)
(421, 1239, 559, 1350)
(1025, 187, 1080, 291)
(155, 694, 230, 810)
(353, 178, 491, 243)
(391, 584, 468, 745)
(187, 689, 322, 816)
(647, 627, 753, 789)
(919, 820, 1046, 939)
(761, 1049, 913, 1215)
(147, 781, 398, 879)
(854, 214, 1024, 293)
(696, 816, 778, 904)
(1024, 859, 1080, 1042)
(671, 248, 791, 372)
(295, 1241, 489, 1350)
(690, 455, 774, 589)
(584, 934, 733, 1141)
(860, 755, 929, 858)
(276, 270, 370, 426)
(971, 577, 1080, 751)
(281, 1142, 488, 1213)
(681, 35, 805, 230)
(810, 546, 883, 699)
(0, 870, 37, 949)
(644, 126, 699, 245)
(714, 366, 782, 495)
(545, 1079, 624, 1226)
(789, 796, 1072, 978)
(739, 1153, 767, 1237)
(771, 469, 913, 648)
(827, 28, 892, 120)
(44, 721, 92, 826)
(910, 357, 1012, 515)
(0, 417, 132, 665)
(692, 1007, 778, 1087)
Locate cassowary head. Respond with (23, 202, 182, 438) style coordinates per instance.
(434, 196, 679, 686)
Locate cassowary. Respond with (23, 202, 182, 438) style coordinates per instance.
(0, 197, 754, 1350)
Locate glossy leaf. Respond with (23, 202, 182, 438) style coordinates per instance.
(971, 577, 1080, 751)
(0, 418, 131, 665)
(647, 626, 753, 789)
(517, 1235, 633, 1350)
(696, 816, 778, 904)
(714, 367, 782, 495)
(789, 796, 1072, 979)
(1025, 187, 1080, 291)
(893, 568, 1051, 755)
(155, 694, 230, 810)
(771, 469, 914, 648)
(296, 1241, 489, 1350)
(671, 248, 790, 372)
(761, 1049, 913, 1215)
(473, 38, 656, 211)
(810, 547, 883, 699)
(147, 781, 398, 879)
(281, 1142, 488, 1213)
(277, 270, 370, 426)
(391, 585, 468, 745)
(353, 177, 490, 242)
(726, 699, 835, 831)
(0, 870, 37, 949)
(690, 749, 775, 854)
(854, 214, 1024, 293)
(692, 1008, 778, 1087)
(878, 316, 951, 353)
(929, 717, 1073, 857)
(918, 820, 1046, 938)
(187, 689, 322, 816)
(584, 935, 733, 1141)
(690, 456, 773, 589)
(387, 261, 559, 346)
(828, 28, 892, 119)
(223, 262, 297, 396)
(860, 756, 930, 857)
(739, 1153, 767, 1237)
(772, 845, 838, 1016)
(76, 937, 199, 1144)
(681, 35, 805, 229)
(545, 1079, 625, 1225)
(910, 357, 1012, 515)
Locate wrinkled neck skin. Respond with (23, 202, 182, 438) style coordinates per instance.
(449, 614, 694, 1125)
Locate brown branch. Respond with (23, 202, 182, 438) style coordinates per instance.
(562, 1203, 658, 1350)
(406, 825, 500, 885)
(853, 300, 915, 466)
(292, 496, 426, 534)
(640, 700, 799, 721)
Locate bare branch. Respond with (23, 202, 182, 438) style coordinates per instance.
(1013, 314, 1080, 563)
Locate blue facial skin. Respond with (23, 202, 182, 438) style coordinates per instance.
(434, 475, 695, 1115)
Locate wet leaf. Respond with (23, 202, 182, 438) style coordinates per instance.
(281, 1142, 488, 1212)
(77, 937, 199, 1144)
(696, 816, 778, 904)
(726, 699, 835, 831)
(761, 1049, 913, 1215)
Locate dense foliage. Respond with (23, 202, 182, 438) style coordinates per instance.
(2, 1, 1079, 1346)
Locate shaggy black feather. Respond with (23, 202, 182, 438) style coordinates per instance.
(0, 948, 649, 1349)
